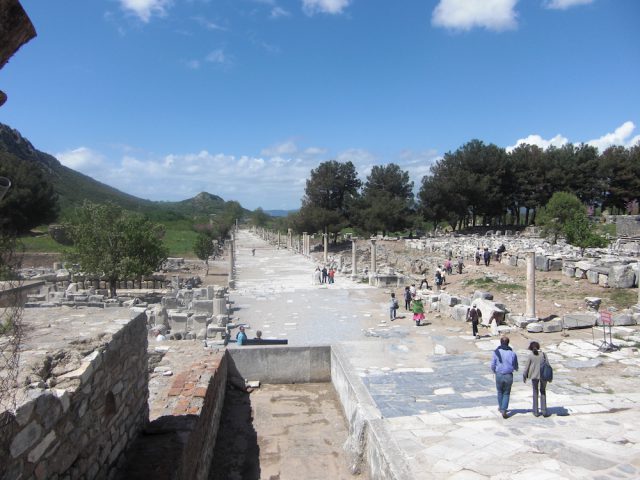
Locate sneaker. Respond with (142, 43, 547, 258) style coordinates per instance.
(501, 411, 509, 419)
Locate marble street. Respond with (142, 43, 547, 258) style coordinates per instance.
(231, 230, 640, 479)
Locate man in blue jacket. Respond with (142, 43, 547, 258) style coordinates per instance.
(491, 336, 518, 418)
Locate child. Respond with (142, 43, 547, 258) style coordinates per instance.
(389, 293, 399, 320)
(404, 286, 412, 310)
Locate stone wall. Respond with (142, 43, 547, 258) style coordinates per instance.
(614, 215, 640, 237)
(0, 313, 149, 479)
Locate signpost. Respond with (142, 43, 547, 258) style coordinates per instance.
(598, 311, 619, 352)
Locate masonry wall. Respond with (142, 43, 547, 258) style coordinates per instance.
(174, 354, 228, 480)
(0, 313, 149, 480)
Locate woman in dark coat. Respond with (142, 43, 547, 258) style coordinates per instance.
(522, 341, 550, 417)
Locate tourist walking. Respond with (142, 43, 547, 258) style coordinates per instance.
(321, 266, 328, 284)
(483, 247, 491, 267)
(404, 286, 412, 310)
(467, 303, 482, 338)
(444, 258, 452, 275)
(456, 256, 464, 274)
(389, 293, 399, 321)
(313, 267, 322, 285)
(419, 276, 429, 290)
(434, 269, 443, 292)
(475, 248, 481, 265)
(411, 295, 425, 326)
(409, 284, 416, 298)
(328, 267, 335, 284)
(491, 336, 518, 418)
(523, 341, 551, 417)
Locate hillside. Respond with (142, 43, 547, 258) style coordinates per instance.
(0, 123, 248, 219)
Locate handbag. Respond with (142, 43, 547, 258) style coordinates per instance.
(541, 352, 553, 382)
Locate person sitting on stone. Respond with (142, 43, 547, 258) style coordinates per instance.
(236, 325, 247, 345)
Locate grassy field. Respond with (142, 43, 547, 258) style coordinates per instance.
(20, 219, 200, 258)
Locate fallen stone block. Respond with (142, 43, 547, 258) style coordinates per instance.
(542, 319, 563, 333)
(535, 255, 549, 271)
(510, 316, 537, 328)
(612, 314, 636, 326)
(562, 313, 597, 329)
(549, 259, 563, 271)
(473, 291, 494, 301)
(609, 264, 636, 288)
(598, 273, 609, 287)
(563, 266, 576, 278)
(452, 304, 469, 322)
(527, 323, 544, 333)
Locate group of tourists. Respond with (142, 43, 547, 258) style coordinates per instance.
(492, 336, 552, 418)
(313, 266, 336, 285)
(388, 284, 426, 325)
(475, 244, 506, 266)
(387, 285, 552, 419)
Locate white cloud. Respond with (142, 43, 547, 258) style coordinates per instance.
(432, 0, 518, 32)
(119, 0, 171, 23)
(507, 133, 568, 152)
(544, 0, 593, 10)
(271, 6, 291, 18)
(506, 121, 639, 153)
(56, 147, 104, 170)
(397, 149, 441, 181)
(261, 140, 299, 157)
(302, 0, 351, 16)
(587, 121, 638, 152)
(193, 16, 227, 31)
(206, 48, 228, 64)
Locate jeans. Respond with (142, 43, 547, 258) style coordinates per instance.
(532, 379, 547, 415)
(389, 307, 396, 320)
(495, 373, 513, 412)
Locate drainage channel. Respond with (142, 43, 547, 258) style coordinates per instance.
(209, 383, 368, 480)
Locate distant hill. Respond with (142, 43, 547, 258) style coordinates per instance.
(0, 123, 247, 219)
(264, 209, 297, 217)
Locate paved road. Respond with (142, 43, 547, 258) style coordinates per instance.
(231, 230, 640, 479)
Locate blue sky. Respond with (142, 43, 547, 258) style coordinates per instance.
(1, 0, 639, 210)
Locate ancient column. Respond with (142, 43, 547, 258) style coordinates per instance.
(526, 251, 536, 318)
(323, 232, 328, 263)
(287, 228, 292, 249)
(277, 231, 281, 249)
(351, 238, 358, 279)
(228, 234, 235, 289)
(302, 232, 308, 256)
(370, 239, 377, 285)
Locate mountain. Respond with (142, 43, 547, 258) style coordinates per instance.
(0, 123, 245, 219)
(264, 209, 297, 217)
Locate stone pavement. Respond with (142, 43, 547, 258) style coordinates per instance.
(231, 230, 640, 479)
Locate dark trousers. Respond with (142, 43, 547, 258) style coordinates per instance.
(532, 379, 547, 415)
(472, 321, 479, 336)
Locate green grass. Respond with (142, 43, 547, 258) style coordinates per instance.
(20, 218, 201, 257)
(607, 289, 637, 310)
(464, 276, 525, 293)
(19, 235, 67, 253)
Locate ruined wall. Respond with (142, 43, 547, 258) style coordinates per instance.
(615, 215, 640, 237)
(175, 354, 228, 480)
(0, 313, 149, 479)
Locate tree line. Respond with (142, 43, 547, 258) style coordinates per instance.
(267, 140, 640, 239)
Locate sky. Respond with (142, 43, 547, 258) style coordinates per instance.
(1, 0, 639, 210)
